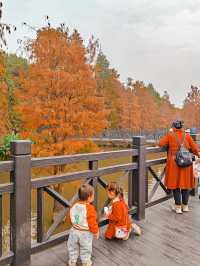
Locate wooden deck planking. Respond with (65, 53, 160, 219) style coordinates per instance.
(31, 196, 200, 266)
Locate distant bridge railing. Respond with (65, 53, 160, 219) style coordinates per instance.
(0, 135, 199, 265)
(99, 129, 169, 140)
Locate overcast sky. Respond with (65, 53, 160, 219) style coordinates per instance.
(2, 0, 200, 106)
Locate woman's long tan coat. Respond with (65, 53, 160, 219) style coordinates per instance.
(159, 129, 199, 189)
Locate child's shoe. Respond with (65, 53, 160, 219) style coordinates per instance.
(132, 223, 142, 236)
(182, 204, 190, 212)
(68, 261, 76, 266)
(122, 230, 130, 241)
(82, 258, 92, 266)
(171, 204, 183, 214)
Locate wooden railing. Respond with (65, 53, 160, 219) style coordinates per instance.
(0, 136, 189, 266)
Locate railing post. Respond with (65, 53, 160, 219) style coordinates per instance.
(37, 187, 45, 243)
(145, 167, 149, 203)
(89, 160, 98, 211)
(129, 136, 146, 220)
(0, 195, 2, 257)
(10, 140, 32, 266)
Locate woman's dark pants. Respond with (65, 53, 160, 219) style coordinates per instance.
(173, 188, 190, 205)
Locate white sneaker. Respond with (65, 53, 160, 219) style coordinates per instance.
(132, 223, 142, 236)
(182, 205, 190, 212)
(82, 258, 92, 266)
(122, 231, 130, 241)
(68, 261, 76, 266)
(171, 204, 183, 214)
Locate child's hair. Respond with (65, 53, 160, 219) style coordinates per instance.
(107, 182, 124, 198)
(78, 183, 94, 201)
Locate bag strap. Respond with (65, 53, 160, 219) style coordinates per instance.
(172, 131, 186, 147)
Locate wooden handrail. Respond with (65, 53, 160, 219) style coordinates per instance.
(0, 134, 186, 265)
(31, 162, 138, 188)
(31, 149, 138, 168)
(0, 183, 14, 194)
(146, 146, 167, 153)
(0, 251, 14, 265)
(146, 158, 167, 167)
(0, 161, 14, 173)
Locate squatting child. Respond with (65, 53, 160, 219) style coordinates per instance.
(104, 181, 141, 240)
(67, 184, 99, 266)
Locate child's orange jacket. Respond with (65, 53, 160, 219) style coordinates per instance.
(105, 198, 132, 239)
(68, 201, 99, 234)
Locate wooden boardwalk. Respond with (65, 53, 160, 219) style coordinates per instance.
(31, 196, 200, 266)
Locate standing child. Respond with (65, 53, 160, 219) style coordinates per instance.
(67, 184, 99, 266)
(104, 182, 141, 240)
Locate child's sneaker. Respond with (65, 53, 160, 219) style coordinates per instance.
(122, 230, 130, 241)
(132, 223, 142, 236)
(68, 261, 76, 266)
(171, 204, 183, 214)
(83, 258, 92, 266)
(182, 204, 190, 212)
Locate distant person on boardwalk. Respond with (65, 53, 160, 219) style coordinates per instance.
(67, 184, 99, 266)
(159, 120, 200, 214)
(104, 182, 141, 240)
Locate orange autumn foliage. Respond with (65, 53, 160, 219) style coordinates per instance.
(119, 87, 141, 131)
(0, 52, 8, 136)
(0, 82, 8, 136)
(32, 139, 100, 157)
(17, 27, 107, 156)
(131, 81, 160, 130)
(0, 51, 5, 76)
(95, 53, 122, 129)
(182, 86, 200, 128)
(159, 91, 180, 129)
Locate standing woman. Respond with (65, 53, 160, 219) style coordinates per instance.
(159, 120, 200, 214)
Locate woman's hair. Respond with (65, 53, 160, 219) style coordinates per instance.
(78, 184, 94, 201)
(107, 181, 124, 198)
(172, 120, 184, 129)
